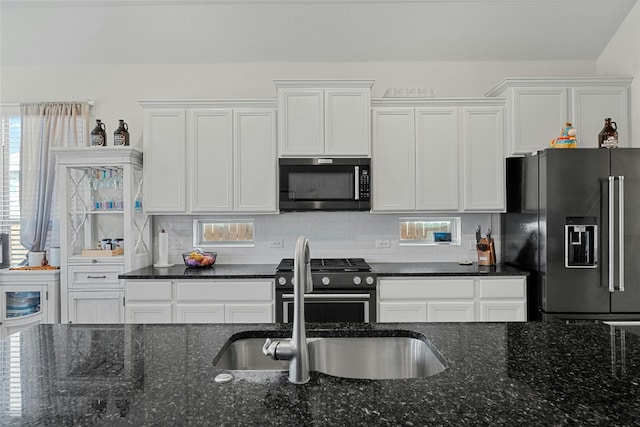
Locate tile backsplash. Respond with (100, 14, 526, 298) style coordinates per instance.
(153, 212, 501, 265)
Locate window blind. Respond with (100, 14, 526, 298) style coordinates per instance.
(1, 111, 27, 265)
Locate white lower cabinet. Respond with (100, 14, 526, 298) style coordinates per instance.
(124, 279, 274, 324)
(68, 290, 124, 324)
(378, 276, 526, 322)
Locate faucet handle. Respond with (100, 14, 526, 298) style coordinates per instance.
(263, 338, 278, 359)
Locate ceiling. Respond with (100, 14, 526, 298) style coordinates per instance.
(0, 0, 637, 66)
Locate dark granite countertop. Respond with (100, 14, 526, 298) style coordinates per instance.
(118, 264, 278, 279)
(2, 321, 638, 426)
(119, 262, 527, 280)
(371, 262, 528, 277)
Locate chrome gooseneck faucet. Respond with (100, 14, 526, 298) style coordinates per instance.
(263, 236, 313, 384)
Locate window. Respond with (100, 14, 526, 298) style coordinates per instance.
(399, 217, 461, 245)
(193, 219, 255, 247)
(1, 108, 27, 265)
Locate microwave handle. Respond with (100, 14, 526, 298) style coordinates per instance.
(354, 166, 360, 200)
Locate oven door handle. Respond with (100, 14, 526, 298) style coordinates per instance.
(281, 293, 371, 299)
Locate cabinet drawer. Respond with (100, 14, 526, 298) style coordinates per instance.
(176, 280, 273, 302)
(68, 265, 124, 289)
(479, 278, 526, 299)
(379, 278, 474, 300)
(126, 281, 173, 301)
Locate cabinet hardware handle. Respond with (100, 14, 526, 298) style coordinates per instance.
(87, 275, 107, 279)
(608, 176, 615, 292)
(618, 176, 625, 292)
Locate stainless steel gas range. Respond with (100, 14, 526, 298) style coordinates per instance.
(275, 258, 377, 323)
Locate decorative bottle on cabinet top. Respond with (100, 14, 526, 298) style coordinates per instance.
(90, 119, 107, 147)
(113, 119, 130, 146)
(598, 118, 618, 148)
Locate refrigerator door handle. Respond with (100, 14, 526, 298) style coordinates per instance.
(608, 176, 615, 293)
(618, 176, 625, 292)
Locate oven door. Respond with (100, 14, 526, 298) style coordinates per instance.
(277, 291, 375, 323)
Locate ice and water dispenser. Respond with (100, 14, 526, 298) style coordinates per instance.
(565, 217, 597, 268)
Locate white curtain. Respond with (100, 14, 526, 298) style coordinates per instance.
(19, 102, 90, 254)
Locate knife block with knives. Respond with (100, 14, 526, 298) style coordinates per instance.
(476, 226, 496, 266)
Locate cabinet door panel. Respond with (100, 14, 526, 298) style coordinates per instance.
(176, 304, 225, 323)
(68, 291, 123, 324)
(510, 87, 568, 155)
(279, 90, 324, 155)
(225, 304, 273, 323)
(462, 106, 505, 211)
(378, 302, 427, 323)
(415, 107, 459, 210)
(572, 86, 629, 148)
(126, 304, 173, 324)
(143, 109, 186, 212)
(480, 301, 525, 321)
(379, 278, 474, 300)
(372, 108, 415, 211)
(176, 280, 273, 302)
(325, 89, 370, 156)
(427, 301, 475, 322)
(479, 278, 526, 299)
(189, 110, 233, 212)
(234, 109, 277, 212)
(126, 281, 172, 301)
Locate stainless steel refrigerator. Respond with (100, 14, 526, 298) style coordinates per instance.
(503, 148, 640, 321)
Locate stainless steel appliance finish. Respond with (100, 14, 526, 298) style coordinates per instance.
(503, 148, 640, 321)
(275, 258, 377, 323)
(263, 235, 312, 384)
(215, 335, 447, 379)
(279, 157, 371, 211)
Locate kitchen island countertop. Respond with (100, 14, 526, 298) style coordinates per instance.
(2, 321, 638, 425)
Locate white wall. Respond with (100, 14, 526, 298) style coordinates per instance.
(597, 2, 640, 147)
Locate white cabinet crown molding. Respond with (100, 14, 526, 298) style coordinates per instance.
(274, 79, 375, 89)
(485, 77, 634, 97)
(138, 99, 277, 109)
(371, 97, 506, 108)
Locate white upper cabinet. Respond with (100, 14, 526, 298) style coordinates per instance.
(371, 107, 415, 211)
(275, 79, 375, 157)
(189, 109, 233, 212)
(143, 109, 187, 212)
(234, 109, 277, 212)
(415, 107, 459, 211)
(140, 100, 277, 214)
(461, 106, 505, 211)
(371, 99, 504, 213)
(485, 77, 632, 155)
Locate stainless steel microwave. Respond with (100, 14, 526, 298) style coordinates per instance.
(279, 158, 371, 211)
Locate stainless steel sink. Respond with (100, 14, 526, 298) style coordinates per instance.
(214, 338, 291, 370)
(213, 332, 447, 380)
(308, 336, 446, 379)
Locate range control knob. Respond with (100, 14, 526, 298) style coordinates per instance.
(321, 276, 330, 286)
(291, 278, 296, 286)
(278, 277, 287, 286)
(353, 276, 362, 285)
(365, 276, 375, 285)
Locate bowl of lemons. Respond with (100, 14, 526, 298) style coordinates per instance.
(182, 249, 216, 268)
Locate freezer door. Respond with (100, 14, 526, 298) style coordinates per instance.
(610, 149, 640, 313)
(540, 149, 610, 313)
